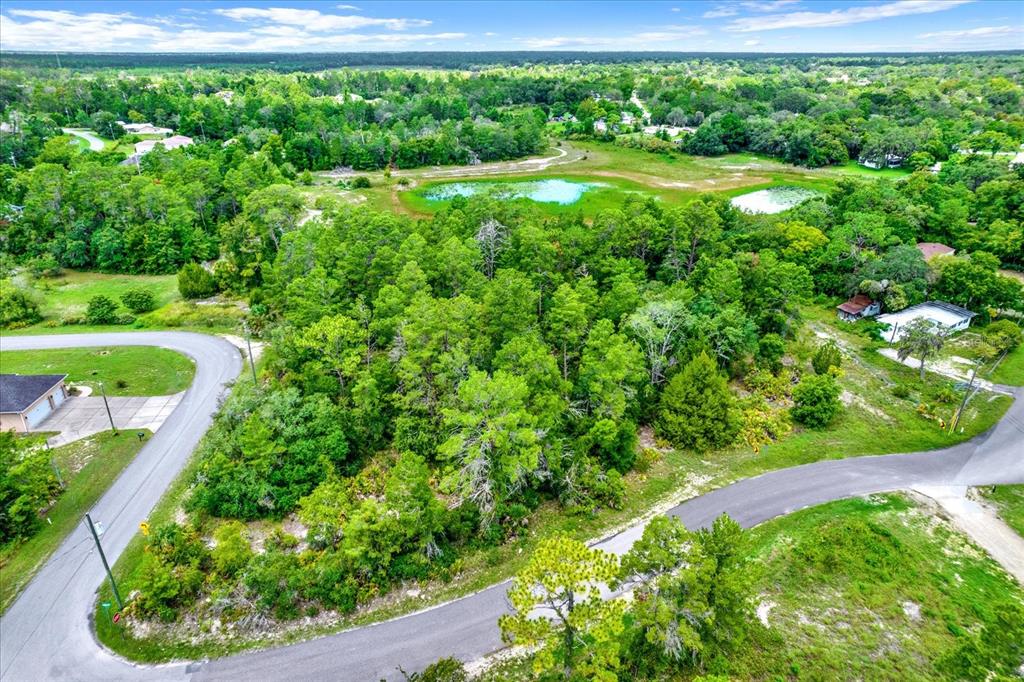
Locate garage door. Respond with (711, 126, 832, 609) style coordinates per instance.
(26, 400, 53, 428)
(51, 389, 66, 409)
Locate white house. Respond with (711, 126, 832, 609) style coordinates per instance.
(593, 119, 608, 134)
(876, 301, 977, 342)
(135, 134, 194, 155)
(117, 121, 173, 136)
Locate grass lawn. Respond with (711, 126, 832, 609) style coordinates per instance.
(0, 430, 152, 613)
(94, 307, 1012, 662)
(990, 344, 1024, 386)
(0, 346, 194, 396)
(19, 270, 179, 321)
(737, 493, 1023, 680)
(980, 485, 1024, 537)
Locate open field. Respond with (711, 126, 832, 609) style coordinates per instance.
(94, 305, 1012, 662)
(0, 430, 152, 613)
(990, 344, 1024, 386)
(18, 270, 179, 320)
(738, 493, 1023, 679)
(0, 346, 194, 396)
(307, 140, 910, 219)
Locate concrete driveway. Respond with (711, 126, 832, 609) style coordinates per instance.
(36, 393, 184, 446)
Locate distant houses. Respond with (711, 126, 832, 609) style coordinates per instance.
(593, 119, 608, 134)
(876, 301, 977, 343)
(134, 134, 194, 155)
(858, 153, 905, 169)
(836, 294, 881, 322)
(117, 121, 173, 136)
(915, 242, 956, 261)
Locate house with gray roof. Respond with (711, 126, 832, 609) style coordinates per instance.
(0, 374, 68, 433)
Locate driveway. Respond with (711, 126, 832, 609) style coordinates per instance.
(61, 128, 105, 152)
(37, 393, 184, 446)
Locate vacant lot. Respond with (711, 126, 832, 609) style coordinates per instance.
(0, 346, 194, 396)
(19, 270, 179, 321)
(1, 430, 151, 613)
(981, 485, 1024, 537)
(739, 493, 1023, 679)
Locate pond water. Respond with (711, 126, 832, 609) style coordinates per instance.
(730, 186, 821, 214)
(423, 178, 602, 205)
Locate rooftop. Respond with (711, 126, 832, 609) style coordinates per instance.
(837, 294, 875, 314)
(0, 374, 67, 413)
(916, 242, 955, 259)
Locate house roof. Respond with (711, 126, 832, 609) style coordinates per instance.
(0, 374, 67, 414)
(837, 294, 875, 314)
(916, 242, 955, 259)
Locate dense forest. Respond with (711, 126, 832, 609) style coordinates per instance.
(1, 55, 1023, 674)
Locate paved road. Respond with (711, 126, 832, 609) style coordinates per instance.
(0, 332, 242, 682)
(0, 332, 1020, 681)
(61, 128, 105, 152)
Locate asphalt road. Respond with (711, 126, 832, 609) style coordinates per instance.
(0, 331, 1020, 681)
(61, 129, 106, 152)
(0, 332, 242, 682)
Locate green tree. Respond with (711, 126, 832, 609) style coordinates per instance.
(0, 432, 60, 544)
(499, 534, 624, 680)
(896, 318, 946, 380)
(757, 333, 786, 374)
(211, 520, 253, 577)
(120, 288, 156, 314)
(85, 295, 119, 325)
(297, 314, 365, 389)
(547, 282, 590, 380)
(657, 351, 738, 452)
(791, 373, 842, 428)
(385, 451, 444, 556)
(811, 341, 843, 375)
(438, 370, 541, 527)
(177, 262, 216, 300)
(0, 282, 42, 329)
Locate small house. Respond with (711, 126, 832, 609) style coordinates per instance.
(876, 301, 977, 343)
(836, 294, 881, 322)
(0, 374, 68, 433)
(593, 119, 608, 134)
(916, 242, 956, 261)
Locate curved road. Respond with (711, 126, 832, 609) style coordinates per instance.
(1, 333, 1021, 681)
(61, 129, 106, 152)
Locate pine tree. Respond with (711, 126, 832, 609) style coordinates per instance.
(656, 351, 737, 452)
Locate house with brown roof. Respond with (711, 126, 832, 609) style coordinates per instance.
(916, 242, 956, 260)
(836, 294, 881, 322)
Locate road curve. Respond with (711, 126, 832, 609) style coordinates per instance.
(61, 128, 106, 152)
(0, 332, 242, 682)
(1, 331, 1020, 681)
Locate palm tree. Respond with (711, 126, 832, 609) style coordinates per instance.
(896, 318, 946, 380)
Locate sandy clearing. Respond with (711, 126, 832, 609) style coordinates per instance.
(912, 485, 1024, 584)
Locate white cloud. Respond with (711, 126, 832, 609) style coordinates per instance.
(744, 39, 761, 45)
(726, 0, 972, 32)
(671, 7, 681, 11)
(703, 6, 740, 18)
(0, 7, 462, 52)
(335, 4, 361, 9)
(484, 32, 498, 36)
(521, 27, 707, 49)
(917, 24, 1019, 39)
(213, 7, 431, 31)
(741, 0, 800, 11)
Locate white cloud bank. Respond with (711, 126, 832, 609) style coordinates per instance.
(0, 6, 465, 51)
(725, 0, 972, 32)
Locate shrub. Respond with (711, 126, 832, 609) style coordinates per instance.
(984, 319, 1023, 353)
(811, 341, 842, 375)
(657, 351, 739, 452)
(401, 658, 468, 682)
(120, 287, 156, 313)
(211, 521, 253, 577)
(892, 384, 910, 399)
(26, 254, 62, 278)
(791, 373, 842, 428)
(757, 333, 786, 374)
(0, 281, 42, 329)
(85, 295, 120, 325)
(350, 176, 371, 189)
(0, 432, 60, 543)
(177, 262, 216, 300)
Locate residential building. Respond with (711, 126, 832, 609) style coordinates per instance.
(836, 294, 881, 321)
(876, 301, 977, 342)
(0, 374, 68, 433)
(916, 242, 956, 260)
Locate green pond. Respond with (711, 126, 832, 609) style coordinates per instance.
(423, 178, 605, 205)
(731, 186, 822, 214)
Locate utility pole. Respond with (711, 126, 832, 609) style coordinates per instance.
(98, 382, 118, 435)
(950, 365, 978, 433)
(85, 513, 123, 610)
(244, 323, 258, 386)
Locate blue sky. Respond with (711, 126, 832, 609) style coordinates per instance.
(0, 1, 1021, 53)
